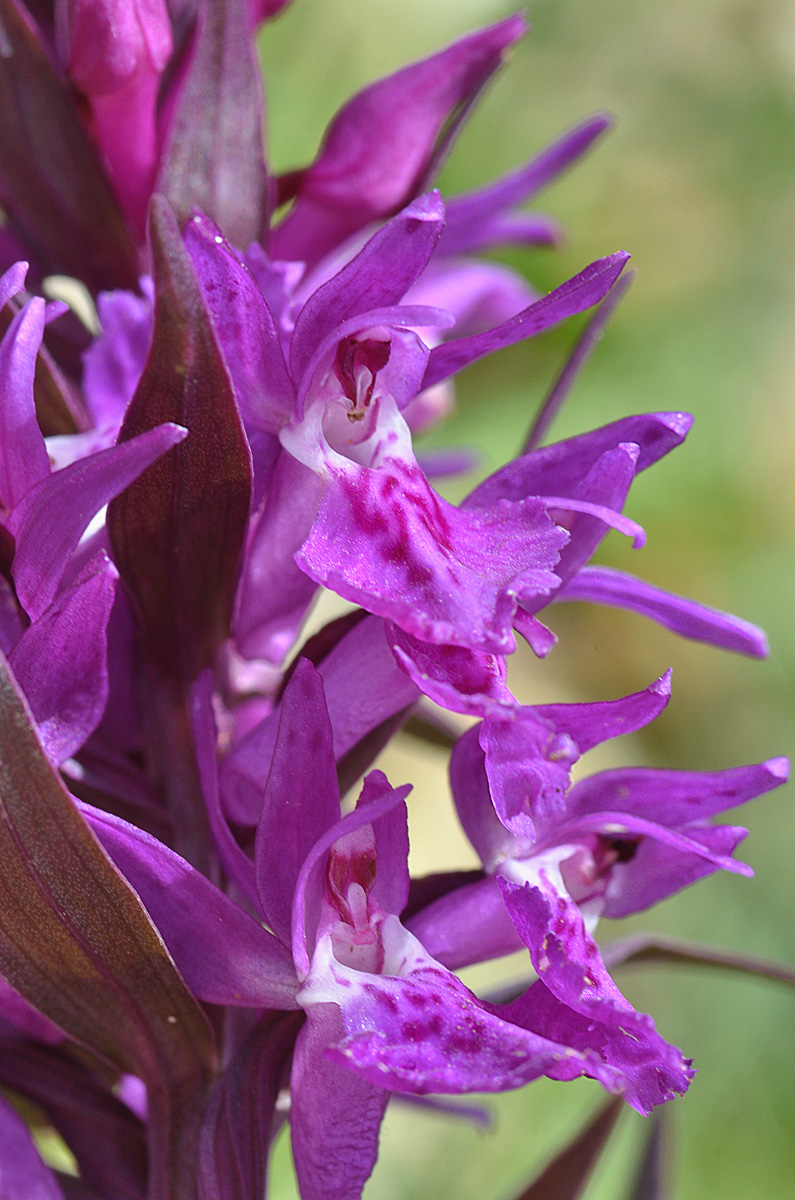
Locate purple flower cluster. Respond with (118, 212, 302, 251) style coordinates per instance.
(0, 3, 786, 1198)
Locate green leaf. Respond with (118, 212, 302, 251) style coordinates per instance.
(0, 653, 216, 1199)
(108, 195, 252, 683)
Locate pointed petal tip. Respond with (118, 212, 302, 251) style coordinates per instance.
(656, 411, 694, 438)
(498, 11, 530, 44)
(617, 441, 641, 466)
(586, 110, 615, 134)
(732, 854, 753, 878)
(653, 669, 673, 698)
(764, 756, 789, 783)
(409, 190, 446, 222)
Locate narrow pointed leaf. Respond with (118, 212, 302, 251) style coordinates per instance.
(510, 1097, 623, 1200)
(108, 197, 253, 680)
(0, 0, 139, 291)
(0, 653, 215, 1200)
(626, 1110, 672, 1200)
(159, 0, 269, 247)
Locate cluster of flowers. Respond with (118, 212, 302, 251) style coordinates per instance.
(0, 2, 786, 1198)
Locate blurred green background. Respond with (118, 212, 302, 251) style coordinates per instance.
(259, 1, 795, 1196)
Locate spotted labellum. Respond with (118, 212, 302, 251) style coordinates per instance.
(0, 2, 787, 1198)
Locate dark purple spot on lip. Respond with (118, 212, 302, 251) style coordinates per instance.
(362, 985, 400, 1013)
(401, 1019, 430, 1041)
(445, 1032, 483, 1055)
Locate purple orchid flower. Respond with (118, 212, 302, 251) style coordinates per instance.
(180, 202, 632, 663)
(406, 681, 787, 1081)
(0, 6, 785, 1198)
(75, 659, 698, 1200)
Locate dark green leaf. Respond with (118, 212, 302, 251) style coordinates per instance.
(0, 0, 139, 292)
(108, 196, 252, 682)
(626, 1110, 672, 1200)
(0, 653, 215, 1199)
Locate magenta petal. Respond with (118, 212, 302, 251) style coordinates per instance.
(234, 452, 321, 663)
(294, 302, 452, 418)
(406, 875, 524, 970)
(532, 670, 672, 755)
(387, 622, 514, 716)
(9, 423, 187, 620)
(291, 1004, 389, 1200)
(292, 777, 411, 976)
(450, 725, 513, 869)
(255, 660, 341, 944)
(0, 260, 28, 310)
(422, 252, 630, 389)
(184, 213, 295, 433)
(481, 709, 580, 841)
(467, 412, 692, 509)
(440, 114, 611, 256)
(539, 445, 641, 595)
(557, 564, 770, 657)
(290, 192, 445, 381)
(0, 576, 24, 654)
(603, 824, 750, 918)
(82, 286, 152, 429)
(84, 803, 299, 1010)
(498, 877, 693, 1113)
(0, 296, 50, 508)
(270, 15, 526, 266)
(550, 811, 752, 879)
(357, 770, 411, 919)
(0, 1092, 66, 1199)
(9, 551, 118, 765)
(319, 950, 588, 1095)
(567, 757, 788, 826)
(407, 258, 536, 337)
(295, 453, 567, 654)
(512, 609, 558, 657)
(77, 72, 166, 238)
(224, 615, 418, 824)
